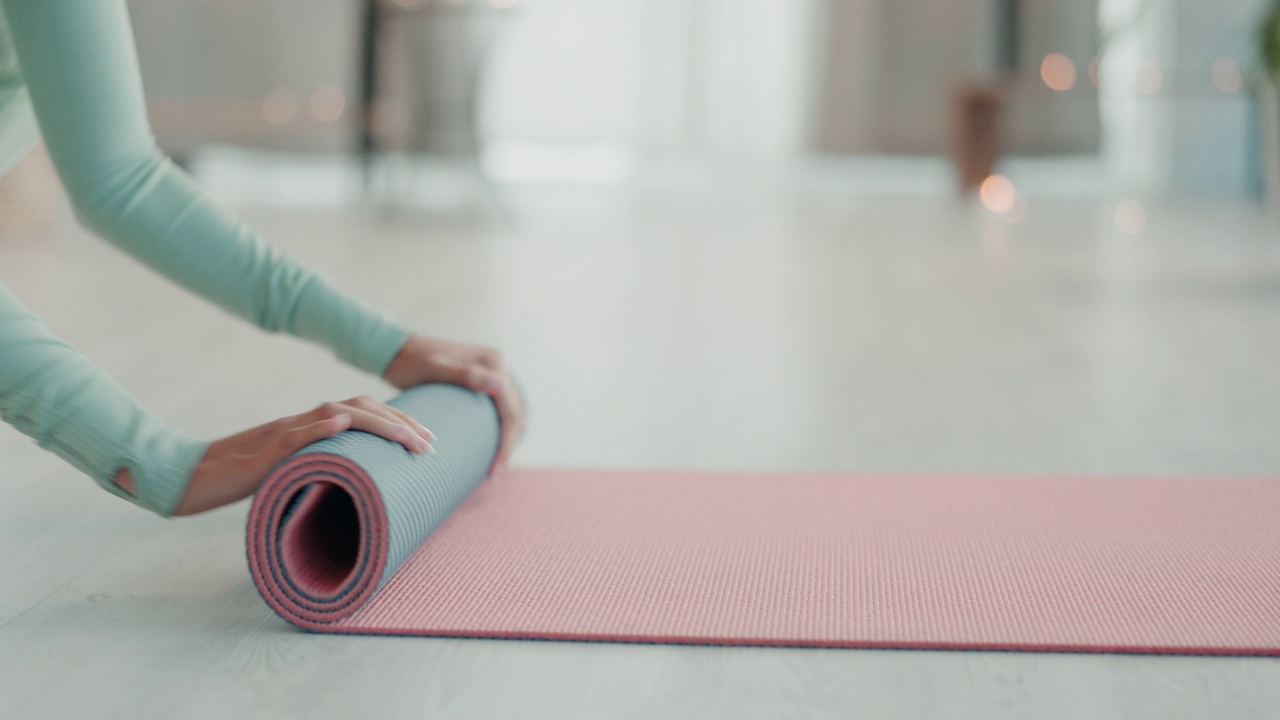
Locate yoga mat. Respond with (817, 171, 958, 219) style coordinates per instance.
(247, 385, 1280, 654)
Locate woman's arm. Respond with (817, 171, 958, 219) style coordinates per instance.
(1, 279, 435, 516)
(0, 279, 206, 515)
(0, 0, 526, 498)
(1, 0, 410, 374)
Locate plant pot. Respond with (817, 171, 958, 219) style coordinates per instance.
(950, 84, 1006, 195)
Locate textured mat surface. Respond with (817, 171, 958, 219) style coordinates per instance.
(248, 386, 1280, 654)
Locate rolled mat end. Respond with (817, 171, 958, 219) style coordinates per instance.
(246, 384, 499, 629)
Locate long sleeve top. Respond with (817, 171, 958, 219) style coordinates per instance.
(0, 0, 411, 516)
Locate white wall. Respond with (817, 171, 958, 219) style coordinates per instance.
(480, 0, 643, 147)
(130, 0, 358, 155)
(482, 0, 824, 158)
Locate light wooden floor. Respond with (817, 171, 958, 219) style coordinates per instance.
(3, 156, 1280, 719)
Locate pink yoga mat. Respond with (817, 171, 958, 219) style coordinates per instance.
(248, 397, 1280, 655)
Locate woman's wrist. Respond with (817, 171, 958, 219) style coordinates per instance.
(382, 335, 423, 388)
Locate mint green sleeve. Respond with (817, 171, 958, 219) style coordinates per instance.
(0, 0, 412, 515)
(1, 0, 410, 373)
(0, 280, 208, 515)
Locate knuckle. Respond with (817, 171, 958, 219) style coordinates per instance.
(316, 401, 342, 418)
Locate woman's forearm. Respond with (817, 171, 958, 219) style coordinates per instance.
(1, 0, 411, 374)
(0, 281, 207, 516)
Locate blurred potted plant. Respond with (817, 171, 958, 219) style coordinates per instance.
(1260, 1, 1280, 212)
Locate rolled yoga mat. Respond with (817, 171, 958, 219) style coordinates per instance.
(247, 384, 1280, 654)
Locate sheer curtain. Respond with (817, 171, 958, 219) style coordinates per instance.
(634, 0, 824, 157)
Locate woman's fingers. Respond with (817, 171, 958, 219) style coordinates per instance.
(347, 395, 435, 445)
(424, 354, 502, 395)
(420, 356, 520, 471)
(304, 399, 432, 454)
(489, 376, 525, 474)
(174, 394, 444, 516)
(173, 412, 356, 516)
(456, 344, 504, 371)
(276, 413, 353, 458)
(428, 339, 504, 372)
(423, 357, 521, 472)
(343, 405, 432, 454)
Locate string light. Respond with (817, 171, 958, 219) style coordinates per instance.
(1211, 57, 1243, 94)
(1040, 53, 1077, 91)
(980, 175, 1018, 214)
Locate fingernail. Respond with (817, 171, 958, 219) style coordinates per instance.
(421, 426, 437, 441)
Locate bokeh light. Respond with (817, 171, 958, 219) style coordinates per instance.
(980, 174, 1018, 214)
(1136, 59, 1163, 95)
(1115, 199, 1146, 236)
(1040, 53, 1077, 91)
(1211, 57, 1243, 94)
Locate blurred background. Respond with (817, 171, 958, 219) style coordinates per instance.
(6, 5, 1280, 713)
(110, 0, 1276, 206)
(3, 0, 1280, 478)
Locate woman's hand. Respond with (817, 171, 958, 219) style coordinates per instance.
(382, 335, 526, 472)
(115, 397, 436, 516)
